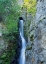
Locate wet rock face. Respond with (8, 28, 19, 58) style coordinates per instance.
(26, 0, 46, 64)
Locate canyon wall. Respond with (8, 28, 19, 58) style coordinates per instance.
(26, 0, 46, 64)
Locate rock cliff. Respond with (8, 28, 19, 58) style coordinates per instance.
(26, 0, 46, 64)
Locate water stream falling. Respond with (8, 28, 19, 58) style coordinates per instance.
(19, 17, 26, 64)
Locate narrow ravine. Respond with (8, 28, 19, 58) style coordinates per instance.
(19, 17, 26, 64)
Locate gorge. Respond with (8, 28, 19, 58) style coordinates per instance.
(0, 0, 46, 64)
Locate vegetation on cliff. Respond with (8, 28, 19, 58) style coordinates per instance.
(23, 0, 36, 15)
(21, 0, 36, 40)
(0, 0, 20, 64)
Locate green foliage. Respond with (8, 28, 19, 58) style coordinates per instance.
(0, 0, 11, 16)
(5, 14, 18, 33)
(1, 53, 6, 59)
(0, 0, 20, 39)
(23, 0, 36, 16)
(4, 0, 21, 33)
(28, 6, 36, 16)
(0, 40, 17, 64)
(0, 0, 21, 64)
(0, 49, 15, 64)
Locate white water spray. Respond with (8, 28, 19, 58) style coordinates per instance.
(19, 19, 26, 64)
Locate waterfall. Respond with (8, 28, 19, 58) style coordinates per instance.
(19, 17, 26, 64)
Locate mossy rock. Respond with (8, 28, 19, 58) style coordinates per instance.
(1, 53, 6, 59)
(26, 46, 32, 50)
(39, 16, 46, 22)
(30, 29, 34, 41)
(30, 34, 34, 41)
(39, 20, 42, 22)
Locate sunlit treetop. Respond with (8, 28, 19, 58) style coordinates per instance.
(24, 0, 36, 7)
(23, 0, 36, 15)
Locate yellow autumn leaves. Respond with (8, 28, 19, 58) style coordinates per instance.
(23, 0, 36, 15)
(24, 0, 36, 7)
(24, 0, 36, 8)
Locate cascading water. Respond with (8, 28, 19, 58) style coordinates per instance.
(19, 17, 26, 64)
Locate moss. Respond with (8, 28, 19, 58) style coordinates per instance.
(1, 53, 6, 59)
(39, 16, 46, 22)
(30, 30, 34, 41)
(0, 41, 17, 64)
(26, 42, 34, 50)
(26, 46, 32, 50)
(30, 34, 34, 41)
(39, 20, 42, 22)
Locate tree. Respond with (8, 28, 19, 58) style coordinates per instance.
(0, 0, 21, 64)
(23, 0, 36, 15)
(0, 0, 21, 33)
(21, 0, 36, 40)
